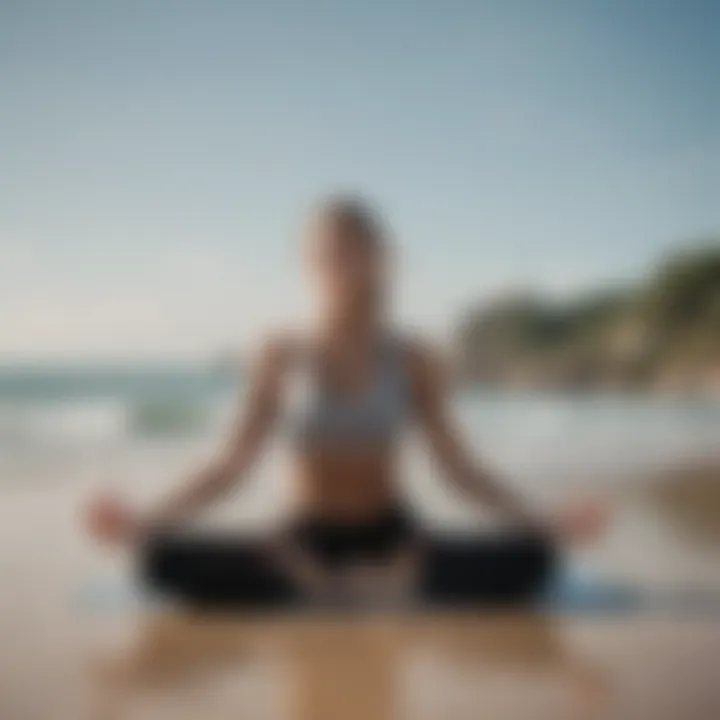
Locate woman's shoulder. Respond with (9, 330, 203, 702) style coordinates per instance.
(388, 328, 450, 388)
(248, 329, 307, 378)
(390, 327, 445, 364)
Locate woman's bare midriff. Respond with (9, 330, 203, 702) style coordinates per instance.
(290, 445, 402, 522)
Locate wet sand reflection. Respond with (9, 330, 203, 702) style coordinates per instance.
(90, 610, 608, 720)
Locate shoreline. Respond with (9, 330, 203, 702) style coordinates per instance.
(453, 377, 720, 400)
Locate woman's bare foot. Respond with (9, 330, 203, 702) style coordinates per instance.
(338, 550, 420, 608)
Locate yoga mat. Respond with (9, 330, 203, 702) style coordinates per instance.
(73, 562, 720, 616)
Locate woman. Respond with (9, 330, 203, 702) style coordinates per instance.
(86, 196, 606, 610)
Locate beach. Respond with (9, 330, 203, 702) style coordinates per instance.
(4, 0, 720, 714)
(1, 369, 720, 718)
(2, 534, 720, 720)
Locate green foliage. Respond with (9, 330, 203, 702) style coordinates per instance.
(456, 240, 720, 390)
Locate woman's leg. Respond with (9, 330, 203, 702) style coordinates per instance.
(138, 532, 299, 610)
(139, 529, 557, 610)
(421, 530, 558, 608)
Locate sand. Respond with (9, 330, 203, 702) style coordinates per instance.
(641, 462, 720, 545)
(1, 465, 720, 720)
(4, 607, 720, 720)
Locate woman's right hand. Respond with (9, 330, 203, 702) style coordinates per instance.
(84, 492, 140, 546)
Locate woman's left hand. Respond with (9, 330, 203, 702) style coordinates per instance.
(551, 497, 611, 545)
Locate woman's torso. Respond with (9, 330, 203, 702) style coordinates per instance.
(279, 331, 412, 521)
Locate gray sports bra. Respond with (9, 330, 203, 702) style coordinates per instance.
(283, 335, 410, 448)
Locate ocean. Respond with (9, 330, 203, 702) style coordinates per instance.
(2, 364, 719, 480)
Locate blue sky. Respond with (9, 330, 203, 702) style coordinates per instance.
(2, 0, 719, 360)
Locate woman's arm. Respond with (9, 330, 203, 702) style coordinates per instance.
(407, 341, 609, 541)
(143, 338, 288, 530)
(408, 341, 543, 529)
(86, 337, 290, 543)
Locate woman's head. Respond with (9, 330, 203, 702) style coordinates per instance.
(304, 195, 390, 321)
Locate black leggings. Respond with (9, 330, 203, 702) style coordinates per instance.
(140, 529, 557, 611)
